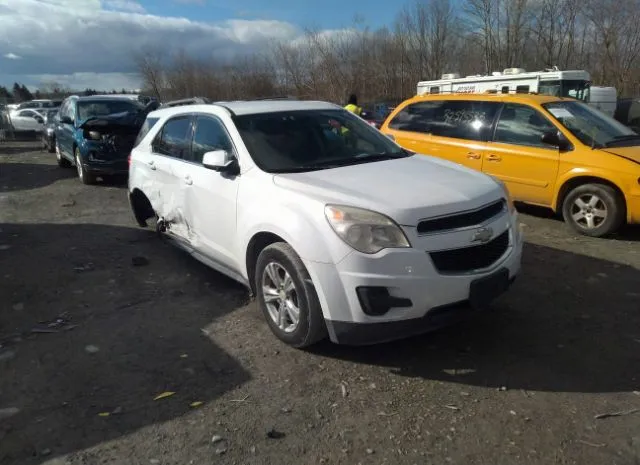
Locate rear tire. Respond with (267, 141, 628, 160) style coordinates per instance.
(255, 242, 327, 348)
(562, 183, 624, 237)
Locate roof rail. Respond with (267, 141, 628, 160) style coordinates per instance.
(159, 97, 212, 108)
(252, 96, 297, 101)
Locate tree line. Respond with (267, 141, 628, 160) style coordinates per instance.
(135, 0, 640, 105)
(0, 83, 140, 104)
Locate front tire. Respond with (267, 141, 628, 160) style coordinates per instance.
(75, 147, 96, 185)
(47, 137, 56, 153)
(562, 183, 624, 237)
(55, 140, 71, 168)
(255, 242, 327, 348)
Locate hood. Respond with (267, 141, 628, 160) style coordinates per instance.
(78, 101, 157, 132)
(273, 155, 504, 226)
(79, 111, 145, 132)
(600, 146, 640, 165)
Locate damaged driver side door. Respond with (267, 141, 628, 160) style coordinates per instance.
(180, 114, 241, 277)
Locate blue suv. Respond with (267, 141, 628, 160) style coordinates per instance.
(55, 95, 152, 184)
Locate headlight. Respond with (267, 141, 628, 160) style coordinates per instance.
(87, 131, 101, 141)
(494, 178, 515, 213)
(324, 205, 410, 254)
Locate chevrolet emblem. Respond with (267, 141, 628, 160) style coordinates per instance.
(470, 227, 493, 244)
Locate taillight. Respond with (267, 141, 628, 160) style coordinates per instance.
(128, 154, 131, 166)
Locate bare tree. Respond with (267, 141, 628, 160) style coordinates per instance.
(131, 0, 640, 104)
(132, 47, 167, 100)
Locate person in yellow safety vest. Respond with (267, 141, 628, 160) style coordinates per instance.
(344, 94, 363, 116)
(338, 94, 362, 143)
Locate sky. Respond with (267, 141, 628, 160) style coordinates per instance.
(0, 0, 398, 92)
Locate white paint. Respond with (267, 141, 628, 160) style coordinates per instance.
(129, 100, 523, 341)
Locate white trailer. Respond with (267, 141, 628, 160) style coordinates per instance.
(416, 67, 617, 116)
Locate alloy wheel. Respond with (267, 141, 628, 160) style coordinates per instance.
(261, 262, 300, 333)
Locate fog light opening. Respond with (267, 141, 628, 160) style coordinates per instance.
(356, 286, 412, 316)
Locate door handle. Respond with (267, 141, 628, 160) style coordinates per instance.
(486, 154, 502, 161)
(466, 152, 481, 160)
(148, 160, 156, 170)
(184, 175, 193, 185)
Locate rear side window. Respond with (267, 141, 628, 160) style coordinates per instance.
(389, 100, 499, 141)
(134, 116, 159, 147)
(153, 116, 192, 159)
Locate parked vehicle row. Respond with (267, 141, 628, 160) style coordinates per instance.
(42, 89, 640, 347)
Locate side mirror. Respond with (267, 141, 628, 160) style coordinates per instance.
(60, 115, 73, 125)
(202, 150, 238, 174)
(541, 131, 570, 151)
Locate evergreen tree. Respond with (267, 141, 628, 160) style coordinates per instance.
(20, 84, 33, 101)
(12, 82, 22, 101)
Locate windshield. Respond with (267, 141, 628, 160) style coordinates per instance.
(77, 99, 143, 121)
(234, 109, 409, 173)
(538, 80, 590, 101)
(543, 101, 637, 148)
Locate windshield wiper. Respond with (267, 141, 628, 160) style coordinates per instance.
(603, 134, 640, 147)
(354, 151, 407, 160)
(271, 153, 406, 173)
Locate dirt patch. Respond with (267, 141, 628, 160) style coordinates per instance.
(1, 143, 639, 465)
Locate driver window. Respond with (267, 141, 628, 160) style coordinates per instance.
(494, 103, 557, 149)
(189, 116, 234, 164)
(68, 102, 76, 122)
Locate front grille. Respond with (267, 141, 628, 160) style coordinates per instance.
(429, 230, 509, 274)
(417, 200, 506, 235)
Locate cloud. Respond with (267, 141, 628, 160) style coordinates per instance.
(103, 0, 145, 13)
(0, 0, 301, 89)
(3, 52, 21, 59)
(28, 72, 142, 91)
(174, 0, 205, 4)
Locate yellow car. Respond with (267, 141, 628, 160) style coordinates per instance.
(381, 93, 640, 237)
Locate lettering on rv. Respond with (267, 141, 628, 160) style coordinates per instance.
(454, 85, 477, 93)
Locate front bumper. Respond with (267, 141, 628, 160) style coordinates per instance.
(326, 274, 517, 345)
(305, 215, 524, 345)
(83, 160, 128, 176)
(80, 139, 129, 176)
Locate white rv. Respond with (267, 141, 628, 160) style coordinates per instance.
(416, 67, 617, 116)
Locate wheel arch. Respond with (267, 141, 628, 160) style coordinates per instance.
(245, 232, 288, 295)
(129, 188, 155, 227)
(553, 175, 626, 215)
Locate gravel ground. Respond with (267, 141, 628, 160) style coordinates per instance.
(1, 141, 639, 465)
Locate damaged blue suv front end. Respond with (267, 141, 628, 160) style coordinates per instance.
(55, 96, 159, 183)
(78, 110, 146, 176)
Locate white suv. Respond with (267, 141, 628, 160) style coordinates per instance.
(128, 100, 523, 347)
